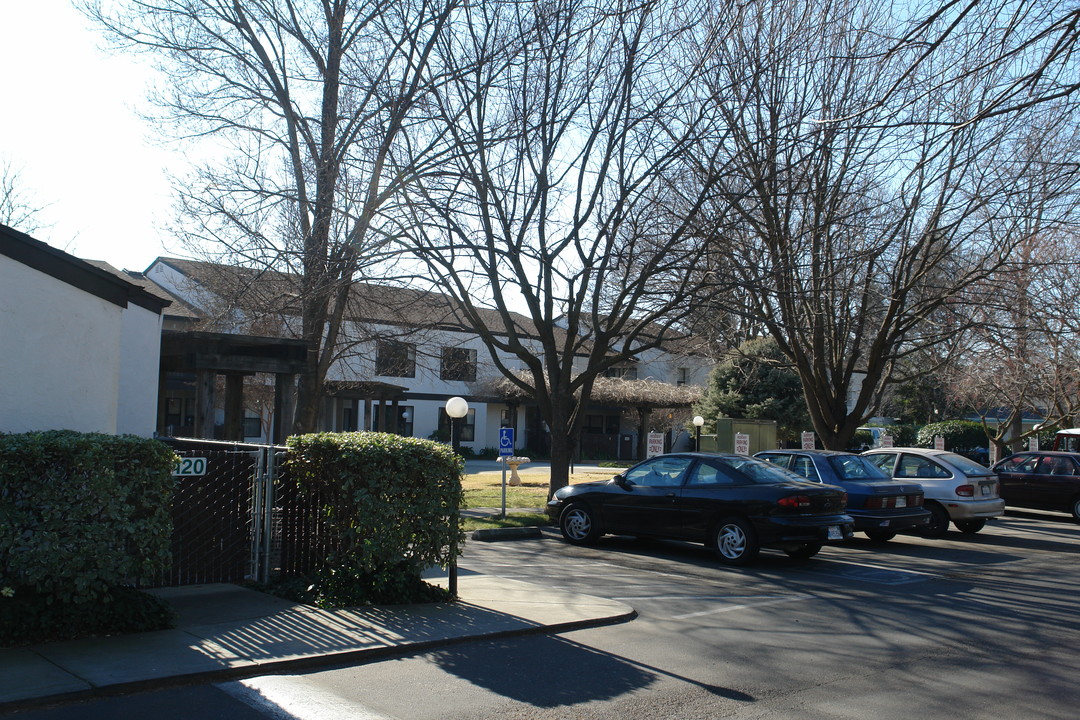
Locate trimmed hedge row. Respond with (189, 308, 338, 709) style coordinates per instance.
(915, 420, 988, 450)
(0, 430, 178, 644)
(285, 432, 464, 605)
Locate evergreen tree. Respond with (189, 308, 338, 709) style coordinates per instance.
(694, 337, 810, 443)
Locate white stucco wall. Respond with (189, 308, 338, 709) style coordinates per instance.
(116, 302, 164, 436)
(0, 255, 123, 434)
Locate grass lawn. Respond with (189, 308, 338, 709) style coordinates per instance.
(461, 466, 618, 509)
(460, 512, 551, 532)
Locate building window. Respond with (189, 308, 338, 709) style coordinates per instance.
(372, 405, 414, 436)
(376, 340, 416, 378)
(677, 368, 688, 386)
(603, 365, 638, 380)
(439, 407, 475, 442)
(440, 347, 477, 382)
(243, 415, 262, 438)
(584, 414, 620, 434)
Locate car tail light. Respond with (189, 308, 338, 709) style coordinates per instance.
(956, 484, 974, 497)
(910, 495, 923, 506)
(865, 497, 883, 510)
(778, 495, 813, 509)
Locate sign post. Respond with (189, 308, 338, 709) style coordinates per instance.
(734, 432, 750, 455)
(499, 428, 514, 519)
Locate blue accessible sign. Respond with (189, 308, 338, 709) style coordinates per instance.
(499, 427, 515, 457)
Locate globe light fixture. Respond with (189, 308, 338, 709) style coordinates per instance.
(445, 396, 469, 419)
(693, 415, 705, 452)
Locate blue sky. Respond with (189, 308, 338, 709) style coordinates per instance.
(0, 0, 177, 271)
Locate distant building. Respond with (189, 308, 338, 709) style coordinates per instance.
(140, 257, 712, 457)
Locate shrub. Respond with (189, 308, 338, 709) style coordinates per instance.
(285, 432, 464, 605)
(0, 430, 178, 644)
(0, 585, 174, 646)
(915, 420, 988, 451)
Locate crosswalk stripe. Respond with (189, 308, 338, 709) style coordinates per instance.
(219, 675, 393, 720)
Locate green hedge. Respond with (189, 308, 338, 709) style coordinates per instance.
(915, 420, 988, 450)
(0, 430, 177, 643)
(285, 432, 464, 605)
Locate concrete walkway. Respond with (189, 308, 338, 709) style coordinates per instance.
(0, 570, 634, 712)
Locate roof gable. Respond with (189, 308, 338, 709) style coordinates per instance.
(0, 224, 169, 314)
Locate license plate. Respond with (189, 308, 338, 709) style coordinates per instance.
(981, 484, 990, 496)
(827, 526, 842, 540)
(896, 496, 907, 508)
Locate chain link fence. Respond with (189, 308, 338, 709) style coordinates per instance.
(161, 438, 332, 586)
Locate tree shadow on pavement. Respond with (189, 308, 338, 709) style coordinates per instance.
(427, 633, 754, 709)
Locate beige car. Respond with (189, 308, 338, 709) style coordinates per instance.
(862, 448, 1005, 538)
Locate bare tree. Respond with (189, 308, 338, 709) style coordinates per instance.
(83, 0, 462, 433)
(394, 0, 722, 495)
(946, 230, 1080, 454)
(0, 158, 48, 234)
(879, 0, 1080, 124)
(690, 0, 1080, 449)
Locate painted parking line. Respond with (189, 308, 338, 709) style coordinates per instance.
(808, 559, 939, 585)
(609, 594, 812, 620)
(219, 675, 392, 720)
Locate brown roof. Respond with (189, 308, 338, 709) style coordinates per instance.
(153, 257, 536, 337)
(84, 260, 201, 321)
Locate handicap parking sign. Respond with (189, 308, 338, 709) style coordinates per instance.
(499, 427, 515, 457)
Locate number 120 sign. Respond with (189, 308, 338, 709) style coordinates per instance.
(173, 457, 208, 477)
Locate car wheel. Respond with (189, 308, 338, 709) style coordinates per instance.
(865, 529, 896, 542)
(917, 502, 950, 538)
(784, 542, 822, 560)
(954, 518, 986, 534)
(559, 503, 600, 545)
(713, 516, 760, 565)
(1071, 496, 1080, 523)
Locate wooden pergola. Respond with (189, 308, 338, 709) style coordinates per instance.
(158, 330, 308, 443)
(488, 374, 703, 459)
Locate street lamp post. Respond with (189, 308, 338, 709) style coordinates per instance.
(693, 415, 705, 452)
(444, 397, 469, 598)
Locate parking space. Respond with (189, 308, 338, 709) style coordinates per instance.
(461, 511, 1079, 619)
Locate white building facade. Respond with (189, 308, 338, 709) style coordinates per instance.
(144, 257, 712, 457)
(0, 225, 167, 436)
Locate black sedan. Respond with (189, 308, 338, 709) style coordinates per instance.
(547, 452, 854, 565)
(991, 451, 1080, 521)
(755, 450, 931, 541)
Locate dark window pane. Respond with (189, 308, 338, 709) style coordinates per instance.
(440, 347, 477, 381)
(376, 341, 416, 378)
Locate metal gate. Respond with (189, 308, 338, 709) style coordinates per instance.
(161, 438, 284, 586)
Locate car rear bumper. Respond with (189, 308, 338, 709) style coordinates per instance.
(754, 514, 855, 544)
(848, 508, 932, 531)
(939, 498, 1005, 520)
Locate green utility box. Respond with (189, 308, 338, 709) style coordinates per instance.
(699, 418, 777, 455)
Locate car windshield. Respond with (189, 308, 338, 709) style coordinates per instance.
(939, 452, 990, 475)
(719, 456, 806, 484)
(827, 455, 890, 480)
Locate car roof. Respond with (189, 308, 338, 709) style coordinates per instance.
(1001, 450, 1080, 458)
(864, 447, 944, 455)
(759, 449, 858, 458)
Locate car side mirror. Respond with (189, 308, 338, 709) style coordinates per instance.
(614, 473, 630, 489)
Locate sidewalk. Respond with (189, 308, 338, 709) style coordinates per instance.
(0, 569, 634, 712)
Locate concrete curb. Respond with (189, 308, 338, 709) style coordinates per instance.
(0, 575, 634, 714)
(470, 526, 543, 541)
(0, 607, 637, 715)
